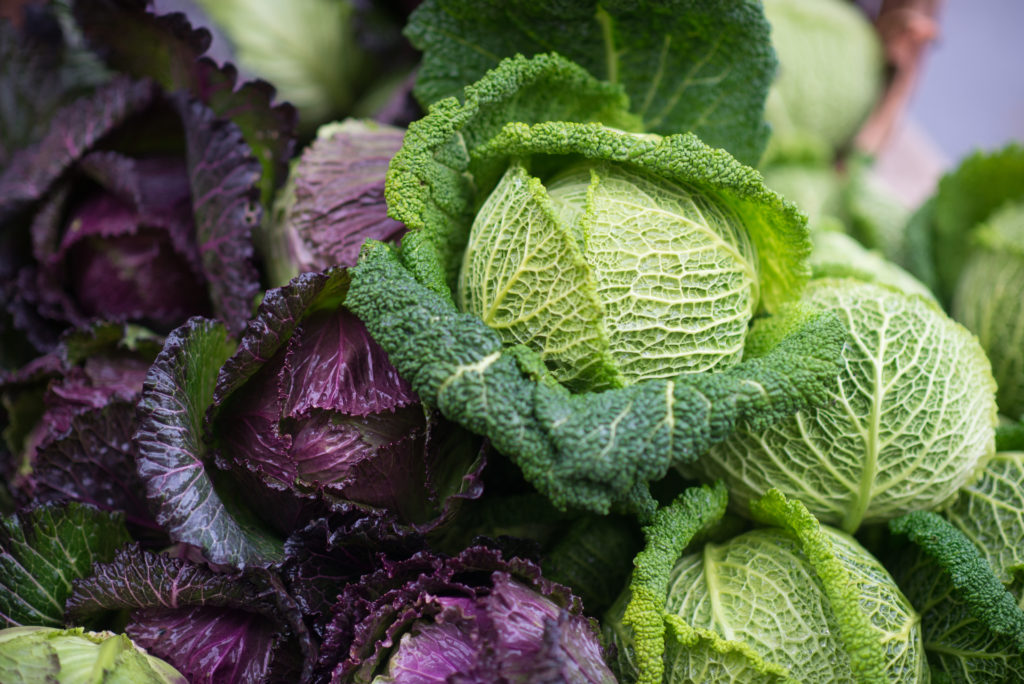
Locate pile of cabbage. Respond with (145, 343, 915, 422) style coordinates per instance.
(1, 0, 1022, 682)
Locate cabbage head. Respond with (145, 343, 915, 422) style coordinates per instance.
(688, 277, 998, 532)
(452, 122, 810, 393)
(604, 486, 926, 683)
(0, 626, 186, 683)
(761, 0, 884, 164)
(459, 157, 771, 391)
(952, 200, 1024, 418)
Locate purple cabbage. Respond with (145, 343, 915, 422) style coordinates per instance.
(67, 545, 311, 683)
(133, 269, 483, 572)
(321, 546, 616, 683)
(209, 268, 484, 530)
(264, 119, 407, 287)
(0, 323, 162, 534)
(0, 76, 262, 350)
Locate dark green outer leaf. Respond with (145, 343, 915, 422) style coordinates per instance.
(407, 0, 775, 165)
(135, 317, 285, 568)
(0, 502, 130, 627)
(890, 511, 1024, 653)
(347, 241, 845, 519)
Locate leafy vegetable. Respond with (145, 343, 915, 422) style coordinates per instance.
(0, 626, 186, 683)
(350, 240, 845, 519)
(952, 200, 1024, 418)
(349, 52, 847, 516)
(67, 545, 311, 683)
(903, 143, 1024, 305)
(264, 119, 407, 287)
(886, 452, 1024, 681)
(0, 76, 263, 349)
(71, 0, 297, 204)
(0, 502, 130, 627)
(691, 277, 998, 532)
(319, 545, 615, 682)
(406, 0, 777, 165)
(607, 486, 924, 682)
(760, 0, 883, 165)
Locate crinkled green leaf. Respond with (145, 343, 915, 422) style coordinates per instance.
(616, 482, 729, 684)
(892, 546, 1024, 683)
(135, 318, 285, 568)
(751, 489, 889, 682)
(385, 52, 638, 293)
(348, 241, 845, 518)
(406, 0, 775, 165)
(809, 231, 936, 302)
(890, 511, 1024, 653)
(0, 502, 130, 627)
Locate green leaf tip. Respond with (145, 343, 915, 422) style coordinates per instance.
(890, 510, 1024, 653)
(752, 489, 890, 682)
(623, 482, 729, 684)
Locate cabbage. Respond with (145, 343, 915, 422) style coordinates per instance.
(952, 200, 1024, 418)
(688, 278, 998, 532)
(459, 158, 762, 390)
(0, 626, 185, 683)
(605, 485, 926, 683)
(264, 119, 407, 288)
(760, 0, 884, 164)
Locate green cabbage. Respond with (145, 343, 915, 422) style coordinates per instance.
(605, 486, 926, 683)
(952, 200, 1024, 419)
(761, 0, 884, 165)
(0, 626, 186, 683)
(688, 278, 997, 532)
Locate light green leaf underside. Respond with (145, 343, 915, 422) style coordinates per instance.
(696, 278, 997, 533)
(405, 0, 776, 165)
(458, 163, 618, 391)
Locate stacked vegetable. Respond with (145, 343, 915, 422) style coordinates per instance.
(1, 0, 1021, 682)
